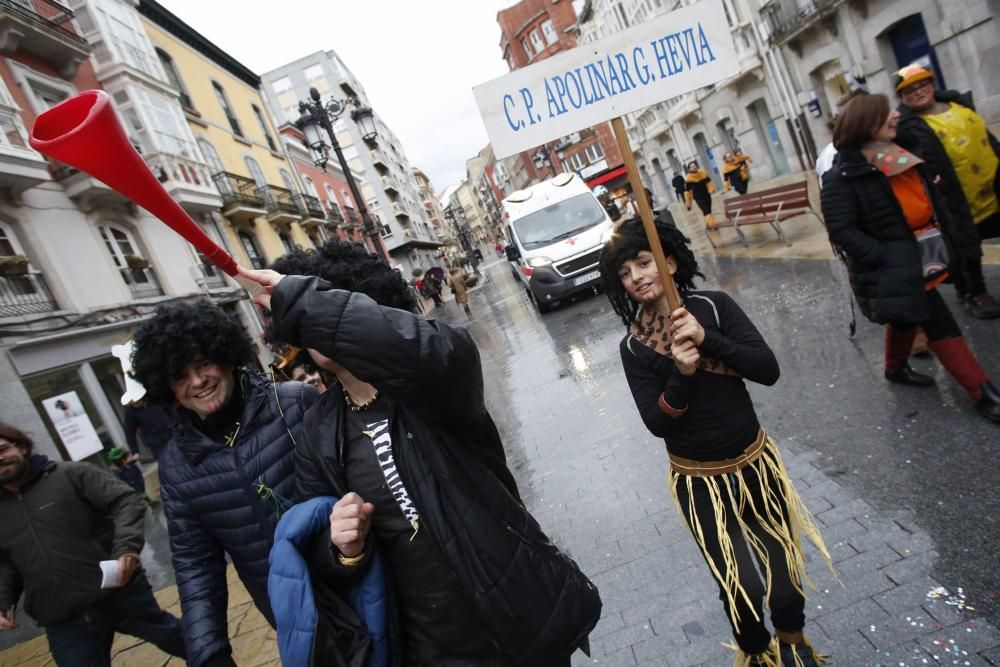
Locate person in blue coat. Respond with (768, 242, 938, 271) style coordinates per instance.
(269, 496, 389, 667)
(130, 300, 319, 666)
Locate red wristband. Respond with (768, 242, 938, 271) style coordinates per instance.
(658, 392, 688, 417)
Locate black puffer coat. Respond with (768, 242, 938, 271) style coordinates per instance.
(896, 89, 1000, 259)
(820, 147, 954, 325)
(270, 276, 601, 667)
(158, 371, 317, 667)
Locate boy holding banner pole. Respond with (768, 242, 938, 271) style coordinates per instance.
(606, 119, 834, 667)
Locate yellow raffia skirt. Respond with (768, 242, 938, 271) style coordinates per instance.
(667, 430, 837, 666)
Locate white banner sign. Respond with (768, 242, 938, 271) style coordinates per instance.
(42, 391, 103, 461)
(473, 0, 739, 159)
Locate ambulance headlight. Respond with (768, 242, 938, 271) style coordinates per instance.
(527, 257, 553, 268)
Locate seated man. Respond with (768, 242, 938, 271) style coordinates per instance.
(130, 301, 318, 667)
(0, 423, 184, 665)
(240, 240, 601, 666)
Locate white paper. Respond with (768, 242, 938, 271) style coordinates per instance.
(99, 560, 122, 589)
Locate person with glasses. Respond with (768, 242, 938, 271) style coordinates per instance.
(894, 63, 1000, 319)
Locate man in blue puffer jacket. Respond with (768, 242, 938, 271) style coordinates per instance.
(131, 300, 318, 666)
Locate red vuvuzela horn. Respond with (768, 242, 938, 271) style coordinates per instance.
(29, 90, 238, 276)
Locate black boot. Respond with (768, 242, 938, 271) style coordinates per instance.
(966, 293, 1000, 319)
(976, 381, 1000, 423)
(885, 361, 935, 387)
(779, 640, 826, 667)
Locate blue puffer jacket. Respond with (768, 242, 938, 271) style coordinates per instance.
(270, 497, 389, 667)
(158, 370, 318, 667)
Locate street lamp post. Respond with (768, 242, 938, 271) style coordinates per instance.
(295, 87, 389, 263)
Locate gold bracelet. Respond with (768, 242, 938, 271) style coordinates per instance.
(336, 551, 365, 567)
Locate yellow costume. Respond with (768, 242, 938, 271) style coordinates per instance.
(922, 102, 1000, 224)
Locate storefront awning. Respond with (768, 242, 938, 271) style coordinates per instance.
(585, 165, 628, 188)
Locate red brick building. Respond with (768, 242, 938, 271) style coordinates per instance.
(496, 0, 625, 189)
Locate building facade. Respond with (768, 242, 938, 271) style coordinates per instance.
(412, 167, 448, 239)
(758, 0, 1000, 152)
(0, 0, 258, 461)
(260, 51, 442, 278)
(279, 123, 376, 252)
(137, 0, 317, 269)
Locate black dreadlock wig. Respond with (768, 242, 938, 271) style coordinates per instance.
(131, 300, 255, 405)
(271, 239, 418, 313)
(599, 217, 704, 328)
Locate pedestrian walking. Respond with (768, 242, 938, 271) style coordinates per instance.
(0, 423, 185, 666)
(237, 239, 601, 667)
(894, 63, 1000, 319)
(723, 151, 750, 194)
(449, 266, 472, 316)
(130, 301, 319, 666)
(820, 93, 1000, 422)
(123, 400, 174, 461)
(671, 172, 687, 202)
(684, 160, 718, 228)
(598, 219, 834, 666)
(734, 148, 752, 184)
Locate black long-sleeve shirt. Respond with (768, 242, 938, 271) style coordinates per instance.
(620, 291, 779, 460)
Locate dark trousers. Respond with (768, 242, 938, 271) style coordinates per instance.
(693, 193, 712, 216)
(953, 255, 990, 299)
(675, 464, 805, 655)
(888, 288, 962, 344)
(977, 212, 1000, 241)
(45, 572, 185, 667)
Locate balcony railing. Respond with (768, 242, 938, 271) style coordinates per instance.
(147, 152, 215, 190)
(0, 0, 87, 45)
(212, 172, 265, 209)
(326, 205, 344, 225)
(760, 0, 843, 45)
(265, 186, 299, 216)
(120, 267, 163, 299)
(295, 193, 325, 219)
(0, 272, 58, 317)
(343, 208, 361, 226)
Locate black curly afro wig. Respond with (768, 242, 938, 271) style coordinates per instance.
(271, 239, 417, 313)
(599, 216, 704, 328)
(131, 300, 255, 405)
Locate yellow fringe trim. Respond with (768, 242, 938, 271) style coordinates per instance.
(669, 438, 838, 634)
(726, 637, 780, 667)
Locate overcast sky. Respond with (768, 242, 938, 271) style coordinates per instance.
(157, 1, 520, 195)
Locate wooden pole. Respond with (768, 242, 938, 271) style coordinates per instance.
(610, 116, 682, 313)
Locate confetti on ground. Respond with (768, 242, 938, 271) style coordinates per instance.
(926, 585, 976, 612)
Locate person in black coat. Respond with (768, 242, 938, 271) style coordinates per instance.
(130, 301, 319, 667)
(820, 93, 1000, 422)
(893, 63, 1000, 319)
(598, 218, 834, 667)
(123, 401, 174, 461)
(236, 240, 601, 667)
(671, 172, 687, 202)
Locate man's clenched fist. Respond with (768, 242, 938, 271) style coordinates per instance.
(330, 492, 374, 558)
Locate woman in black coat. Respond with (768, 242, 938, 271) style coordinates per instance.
(238, 240, 601, 667)
(820, 93, 1000, 422)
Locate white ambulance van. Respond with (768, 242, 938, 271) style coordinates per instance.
(503, 172, 613, 314)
